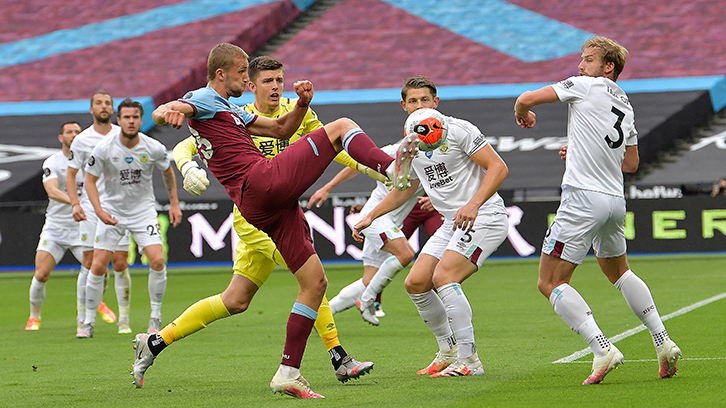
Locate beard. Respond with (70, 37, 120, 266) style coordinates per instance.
(121, 130, 139, 140)
(94, 113, 111, 124)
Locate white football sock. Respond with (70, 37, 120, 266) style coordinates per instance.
(76, 266, 89, 324)
(114, 268, 132, 321)
(437, 282, 476, 359)
(29, 276, 46, 320)
(550, 283, 610, 357)
(615, 270, 668, 347)
(84, 273, 105, 325)
(409, 290, 456, 352)
(148, 267, 167, 320)
(329, 278, 366, 314)
(360, 256, 403, 304)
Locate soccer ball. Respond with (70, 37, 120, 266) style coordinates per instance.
(405, 108, 448, 152)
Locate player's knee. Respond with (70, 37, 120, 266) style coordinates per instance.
(111, 257, 128, 271)
(397, 248, 415, 267)
(537, 278, 552, 298)
(404, 274, 425, 294)
(325, 117, 356, 138)
(33, 270, 51, 282)
(148, 258, 165, 272)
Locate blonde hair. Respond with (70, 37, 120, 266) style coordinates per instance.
(582, 36, 628, 81)
(207, 43, 248, 82)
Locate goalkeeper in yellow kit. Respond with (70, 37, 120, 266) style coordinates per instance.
(172, 56, 386, 382)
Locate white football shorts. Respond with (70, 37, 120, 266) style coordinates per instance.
(542, 186, 627, 264)
(360, 213, 406, 268)
(420, 212, 508, 269)
(36, 224, 84, 264)
(94, 210, 161, 252)
(80, 208, 130, 251)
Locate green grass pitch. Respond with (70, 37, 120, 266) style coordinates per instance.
(1, 255, 724, 407)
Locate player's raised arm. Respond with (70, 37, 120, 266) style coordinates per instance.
(247, 80, 313, 140)
(514, 86, 559, 128)
(153, 101, 195, 129)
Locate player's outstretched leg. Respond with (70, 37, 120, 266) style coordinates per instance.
(388, 133, 419, 191)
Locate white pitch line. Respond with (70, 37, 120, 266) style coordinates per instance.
(553, 292, 726, 364)
(569, 357, 726, 363)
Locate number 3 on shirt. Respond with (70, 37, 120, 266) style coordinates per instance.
(605, 106, 625, 149)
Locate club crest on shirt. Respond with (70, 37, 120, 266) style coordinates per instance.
(125, 156, 133, 164)
(140, 154, 148, 163)
(424, 139, 449, 158)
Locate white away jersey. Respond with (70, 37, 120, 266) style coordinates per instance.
(68, 124, 121, 208)
(42, 151, 84, 229)
(552, 75, 638, 197)
(361, 143, 423, 224)
(410, 115, 505, 221)
(85, 133, 170, 219)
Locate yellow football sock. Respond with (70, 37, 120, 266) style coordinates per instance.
(160, 294, 230, 345)
(314, 295, 341, 350)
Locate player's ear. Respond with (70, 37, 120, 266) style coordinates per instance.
(400, 100, 407, 111)
(216, 68, 225, 81)
(433, 96, 440, 109)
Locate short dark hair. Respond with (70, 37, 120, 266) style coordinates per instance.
(117, 98, 144, 117)
(401, 76, 437, 101)
(91, 90, 113, 106)
(60, 121, 81, 134)
(248, 55, 284, 83)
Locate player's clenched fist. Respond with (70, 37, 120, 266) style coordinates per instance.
(293, 80, 313, 106)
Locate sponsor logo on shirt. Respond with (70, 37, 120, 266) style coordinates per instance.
(558, 79, 575, 89)
(125, 156, 133, 164)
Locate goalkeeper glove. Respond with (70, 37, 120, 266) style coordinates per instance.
(180, 161, 209, 196)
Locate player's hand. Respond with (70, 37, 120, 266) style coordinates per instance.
(163, 110, 187, 129)
(417, 196, 435, 212)
(293, 80, 314, 106)
(98, 209, 118, 226)
(72, 203, 86, 222)
(515, 110, 536, 128)
(181, 161, 209, 196)
(453, 203, 478, 231)
(559, 145, 567, 160)
(169, 205, 182, 228)
(307, 187, 329, 209)
(352, 215, 373, 242)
